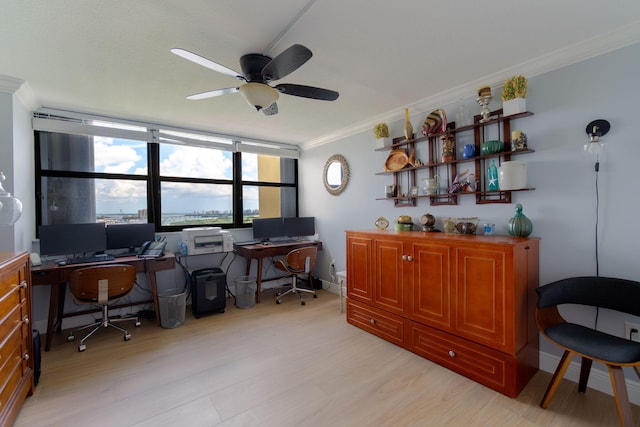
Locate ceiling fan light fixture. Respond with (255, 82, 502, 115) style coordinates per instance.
(239, 82, 279, 111)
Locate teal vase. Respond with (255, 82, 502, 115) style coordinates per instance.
(508, 203, 532, 237)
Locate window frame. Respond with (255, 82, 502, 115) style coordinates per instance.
(33, 111, 300, 233)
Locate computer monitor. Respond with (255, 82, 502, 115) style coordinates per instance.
(283, 217, 315, 237)
(39, 223, 107, 257)
(106, 223, 155, 253)
(252, 217, 286, 242)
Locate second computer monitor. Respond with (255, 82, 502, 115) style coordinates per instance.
(106, 223, 155, 252)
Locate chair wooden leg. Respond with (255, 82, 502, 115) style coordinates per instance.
(608, 365, 634, 427)
(541, 350, 575, 409)
(578, 357, 593, 393)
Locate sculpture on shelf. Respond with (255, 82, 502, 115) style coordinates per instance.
(403, 108, 413, 141)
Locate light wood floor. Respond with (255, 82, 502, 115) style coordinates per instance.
(15, 291, 639, 427)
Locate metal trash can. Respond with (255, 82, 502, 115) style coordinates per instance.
(234, 276, 257, 308)
(158, 288, 187, 328)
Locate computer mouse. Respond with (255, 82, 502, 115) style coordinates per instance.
(56, 260, 66, 266)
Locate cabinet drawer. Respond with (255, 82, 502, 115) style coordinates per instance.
(347, 300, 405, 348)
(31, 268, 63, 285)
(408, 321, 512, 395)
(0, 269, 20, 295)
(0, 327, 22, 389)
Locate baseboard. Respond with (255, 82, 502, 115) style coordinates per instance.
(540, 350, 640, 405)
(323, 279, 340, 295)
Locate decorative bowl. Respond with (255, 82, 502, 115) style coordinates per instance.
(480, 140, 504, 155)
(455, 217, 480, 234)
(441, 217, 457, 234)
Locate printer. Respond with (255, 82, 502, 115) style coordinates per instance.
(181, 227, 233, 255)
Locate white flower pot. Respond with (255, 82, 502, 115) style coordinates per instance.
(376, 137, 390, 148)
(502, 98, 526, 116)
(498, 161, 527, 190)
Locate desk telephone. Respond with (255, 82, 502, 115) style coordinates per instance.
(138, 238, 166, 258)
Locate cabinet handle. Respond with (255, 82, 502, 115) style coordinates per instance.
(406, 256, 413, 262)
(448, 350, 456, 358)
(20, 281, 28, 289)
(401, 255, 407, 261)
(23, 353, 30, 361)
(23, 316, 29, 325)
(370, 318, 376, 325)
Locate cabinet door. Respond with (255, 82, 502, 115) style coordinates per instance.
(346, 236, 373, 303)
(373, 238, 405, 315)
(409, 241, 452, 330)
(453, 244, 510, 352)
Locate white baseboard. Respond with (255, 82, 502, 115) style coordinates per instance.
(540, 350, 640, 405)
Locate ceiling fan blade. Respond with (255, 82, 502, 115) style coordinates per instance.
(171, 48, 245, 81)
(261, 44, 312, 81)
(186, 87, 239, 100)
(262, 103, 279, 116)
(275, 84, 339, 101)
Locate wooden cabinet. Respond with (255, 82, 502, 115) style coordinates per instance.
(346, 230, 539, 397)
(376, 109, 534, 207)
(0, 252, 34, 426)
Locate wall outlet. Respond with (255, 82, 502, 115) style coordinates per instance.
(625, 322, 640, 342)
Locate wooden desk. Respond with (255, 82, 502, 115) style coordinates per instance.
(31, 253, 175, 351)
(234, 241, 321, 303)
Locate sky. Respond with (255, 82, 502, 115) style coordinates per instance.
(93, 136, 259, 214)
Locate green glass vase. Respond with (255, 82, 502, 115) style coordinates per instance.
(507, 203, 532, 237)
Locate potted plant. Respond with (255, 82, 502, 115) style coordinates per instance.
(501, 75, 527, 116)
(373, 122, 390, 148)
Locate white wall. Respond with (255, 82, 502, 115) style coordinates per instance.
(300, 42, 640, 399)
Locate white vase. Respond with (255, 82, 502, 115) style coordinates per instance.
(502, 98, 526, 116)
(498, 161, 527, 190)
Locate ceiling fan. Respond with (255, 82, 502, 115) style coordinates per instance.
(171, 44, 339, 115)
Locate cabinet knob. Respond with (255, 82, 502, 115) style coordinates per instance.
(407, 256, 413, 262)
(448, 350, 456, 358)
(23, 316, 29, 325)
(370, 318, 376, 325)
(401, 255, 407, 261)
(23, 353, 30, 361)
(20, 281, 28, 289)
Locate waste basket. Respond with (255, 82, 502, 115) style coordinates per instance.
(158, 288, 187, 328)
(234, 276, 257, 308)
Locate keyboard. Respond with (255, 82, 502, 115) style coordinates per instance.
(66, 254, 115, 265)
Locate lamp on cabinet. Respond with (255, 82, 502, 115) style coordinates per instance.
(0, 171, 22, 226)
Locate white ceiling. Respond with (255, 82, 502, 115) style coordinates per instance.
(1, 1, 640, 148)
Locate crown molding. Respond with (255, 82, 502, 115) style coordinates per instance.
(301, 23, 640, 151)
(0, 74, 40, 111)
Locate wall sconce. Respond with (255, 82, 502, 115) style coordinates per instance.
(584, 119, 611, 170)
(0, 171, 22, 226)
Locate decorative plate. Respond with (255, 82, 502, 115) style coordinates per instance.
(384, 150, 409, 171)
(421, 108, 448, 136)
(375, 216, 390, 230)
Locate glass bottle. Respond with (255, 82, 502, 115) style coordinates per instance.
(487, 160, 499, 191)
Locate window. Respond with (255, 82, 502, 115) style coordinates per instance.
(33, 110, 300, 231)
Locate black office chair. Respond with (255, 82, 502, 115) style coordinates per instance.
(67, 264, 140, 351)
(274, 246, 318, 305)
(536, 276, 640, 426)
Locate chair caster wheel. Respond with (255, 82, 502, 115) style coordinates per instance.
(135, 321, 141, 327)
(78, 344, 86, 352)
(313, 294, 318, 298)
(276, 299, 281, 304)
(301, 300, 306, 306)
(124, 334, 131, 341)
(67, 334, 75, 342)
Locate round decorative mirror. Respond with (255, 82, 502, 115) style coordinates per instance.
(323, 154, 350, 196)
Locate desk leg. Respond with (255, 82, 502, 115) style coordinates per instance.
(255, 258, 263, 304)
(148, 270, 161, 326)
(45, 283, 59, 352)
